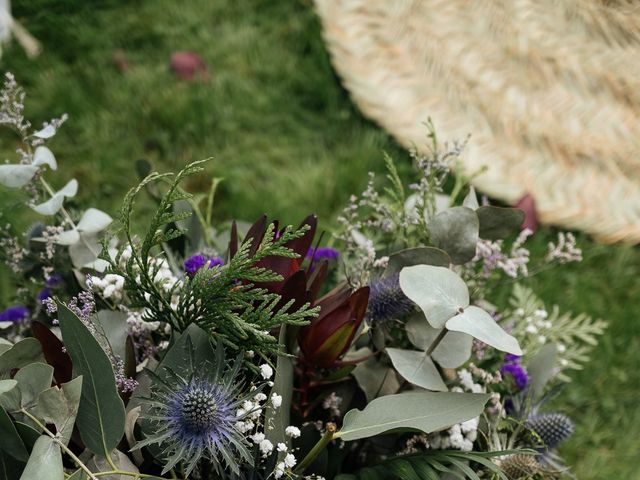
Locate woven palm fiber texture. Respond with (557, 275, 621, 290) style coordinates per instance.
(315, 0, 640, 243)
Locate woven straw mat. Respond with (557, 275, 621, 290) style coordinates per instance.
(315, 0, 640, 243)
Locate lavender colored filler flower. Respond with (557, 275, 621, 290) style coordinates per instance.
(184, 254, 225, 275)
(0, 305, 29, 322)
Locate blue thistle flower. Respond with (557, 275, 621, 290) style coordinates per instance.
(136, 348, 256, 476)
(366, 274, 414, 323)
(526, 412, 574, 449)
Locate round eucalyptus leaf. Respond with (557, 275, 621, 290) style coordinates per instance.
(405, 316, 473, 368)
(76, 208, 113, 234)
(33, 125, 56, 139)
(386, 348, 447, 392)
(32, 179, 78, 216)
(0, 164, 39, 188)
(32, 146, 57, 170)
(55, 229, 81, 246)
(427, 206, 479, 264)
(384, 247, 451, 277)
(446, 306, 522, 355)
(19, 435, 64, 480)
(399, 265, 469, 328)
(462, 186, 479, 210)
(476, 206, 525, 240)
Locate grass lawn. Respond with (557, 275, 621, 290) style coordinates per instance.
(1, 1, 638, 477)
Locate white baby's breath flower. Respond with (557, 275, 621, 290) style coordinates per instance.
(284, 453, 297, 468)
(271, 393, 282, 408)
(285, 426, 301, 438)
(259, 439, 273, 456)
(260, 364, 273, 379)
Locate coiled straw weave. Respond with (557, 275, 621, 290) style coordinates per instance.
(315, 0, 640, 243)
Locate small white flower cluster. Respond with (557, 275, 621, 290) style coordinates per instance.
(0, 231, 27, 273)
(427, 418, 478, 451)
(515, 306, 554, 346)
(91, 273, 125, 301)
(322, 392, 343, 418)
(545, 232, 582, 264)
(454, 368, 485, 394)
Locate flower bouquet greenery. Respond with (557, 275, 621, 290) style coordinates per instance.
(0, 74, 606, 480)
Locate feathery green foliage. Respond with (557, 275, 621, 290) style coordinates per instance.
(105, 160, 319, 355)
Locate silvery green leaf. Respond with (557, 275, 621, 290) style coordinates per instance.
(0, 380, 17, 394)
(85, 258, 111, 273)
(265, 326, 294, 449)
(527, 343, 557, 396)
(476, 206, 525, 240)
(32, 179, 78, 215)
(427, 206, 479, 264)
(68, 234, 101, 268)
(0, 164, 39, 188)
(76, 208, 113, 234)
(386, 348, 447, 391)
(0, 406, 29, 462)
(335, 391, 491, 441)
(384, 247, 451, 277)
(1, 363, 54, 413)
(0, 338, 44, 375)
(33, 125, 56, 139)
(55, 229, 80, 245)
(32, 146, 57, 170)
(399, 265, 469, 328)
(19, 436, 64, 480)
(35, 376, 82, 446)
(352, 354, 401, 402)
(405, 316, 473, 368)
(446, 306, 522, 355)
(462, 186, 479, 210)
(86, 450, 139, 479)
(96, 310, 128, 359)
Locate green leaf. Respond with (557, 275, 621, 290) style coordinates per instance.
(446, 307, 522, 355)
(32, 179, 78, 216)
(35, 376, 82, 446)
(399, 265, 468, 328)
(526, 343, 557, 397)
(265, 326, 293, 448)
(476, 206, 524, 240)
(96, 310, 129, 360)
(15, 422, 40, 450)
(352, 354, 400, 402)
(406, 316, 473, 368)
(0, 380, 17, 395)
(0, 451, 24, 480)
(19, 436, 63, 480)
(386, 348, 447, 391)
(427, 207, 479, 264)
(76, 208, 113, 234)
(0, 407, 28, 462)
(462, 187, 479, 210)
(0, 338, 44, 375)
(384, 247, 451, 277)
(0, 164, 39, 188)
(0, 363, 53, 413)
(57, 303, 125, 457)
(336, 391, 491, 441)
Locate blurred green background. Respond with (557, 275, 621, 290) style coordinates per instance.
(1, 1, 638, 478)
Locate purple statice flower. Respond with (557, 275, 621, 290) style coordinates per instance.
(307, 246, 340, 260)
(501, 355, 529, 390)
(0, 305, 29, 323)
(136, 350, 254, 476)
(183, 254, 225, 276)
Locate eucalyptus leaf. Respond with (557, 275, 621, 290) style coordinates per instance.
(526, 343, 557, 397)
(0, 337, 44, 375)
(96, 310, 128, 360)
(462, 186, 479, 210)
(35, 376, 82, 446)
(405, 317, 473, 369)
(0, 451, 25, 479)
(0, 380, 17, 395)
(0, 407, 28, 462)
(336, 391, 491, 441)
(86, 450, 139, 479)
(32, 179, 78, 215)
(427, 207, 479, 264)
(265, 326, 293, 448)
(399, 265, 468, 328)
(384, 247, 451, 277)
(352, 355, 400, 402)
(18, 436, 63, 480)
(0, 164, 39, 188)
(386, 348, 447, 391)
(476, 206, 524, 240)
(446, 306, 522, 355)
(33, 125, 56, 138)
(57, 303, 125, 457)
(12, 363, 54, 411)
(55, 229, 81, 245)
(76, 208, 113, 234)
(32, 146, 57, 170)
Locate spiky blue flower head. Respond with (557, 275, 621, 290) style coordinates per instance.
(137, 350, 256, 476)
(366, 274, 414, 323)
(526, 412, 574, 449)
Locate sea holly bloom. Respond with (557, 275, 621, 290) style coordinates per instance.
(298, 286, 370, 368)
(136, 349, 259, 476)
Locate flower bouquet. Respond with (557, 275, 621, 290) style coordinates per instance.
(0, 75, 606, 480)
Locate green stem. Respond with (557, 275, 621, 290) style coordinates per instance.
(20, 408, 98, 480)
(425, 328, 448, 356)
(293, 423, 337, 475)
